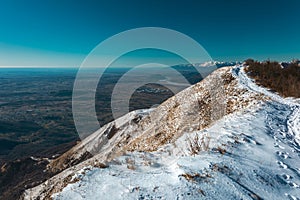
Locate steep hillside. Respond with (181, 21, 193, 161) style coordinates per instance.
(23, 66, 300, 200)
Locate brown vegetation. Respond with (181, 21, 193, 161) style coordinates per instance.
(125, 157, 136, 170)
(180, 172, 212, 183)
(215, 146, 227, 155)
(187, 134, 210, 155)
(245, 59, 300, 98)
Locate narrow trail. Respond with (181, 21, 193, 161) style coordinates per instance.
(232, 66, 300, 149)
(233, 66, 300, 199)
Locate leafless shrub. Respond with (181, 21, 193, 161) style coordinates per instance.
(187, 133, 210, 155)
(245, 59, 300, 98)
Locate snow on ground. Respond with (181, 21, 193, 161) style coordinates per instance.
(53, 66, 300, 200)
(232, 66, 300, 149)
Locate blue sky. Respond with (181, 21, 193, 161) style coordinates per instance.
(0, 0, 299, 67)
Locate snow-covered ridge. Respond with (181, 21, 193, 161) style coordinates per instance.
(23, 65, 300, 200)
(232, 66, 300, 147)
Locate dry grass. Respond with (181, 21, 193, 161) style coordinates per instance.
(187, 134, 210, 155)
(198, 188, 206, 196)
(210, 163, 230, 174)
(216, 146, 227, 155)
(93, 160, 108, 169)
(125, 157, 136, 170)
(180, 172, 212, 183)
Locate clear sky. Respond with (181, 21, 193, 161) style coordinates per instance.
(0, 0, 299, 67)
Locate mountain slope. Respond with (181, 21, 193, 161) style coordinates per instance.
(23, 66, 300, 200)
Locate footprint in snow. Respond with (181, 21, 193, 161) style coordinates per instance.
(288, 181, 299, 188)
(276, 151, 290, 159)
(277, 160, 288, 169)
(282, 174, 293, 180)
(279, 131, 287, 137)
(280, 174, 299, 189)
(274, 142, 285, 149)
(285, 193, 300, 200)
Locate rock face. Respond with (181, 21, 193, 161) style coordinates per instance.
(23, 66, 271, 199)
